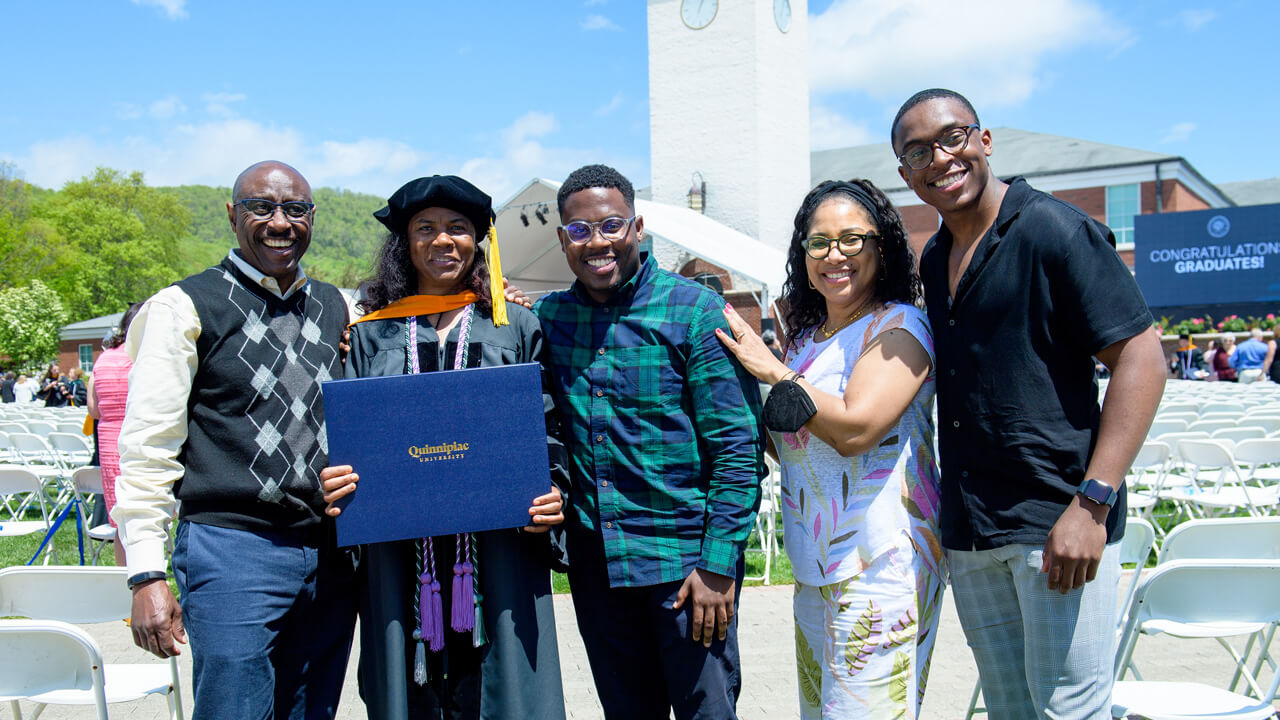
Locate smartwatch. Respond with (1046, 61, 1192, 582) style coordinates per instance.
(1076, 478, 1118, 508)
(127, 571, 168, 590)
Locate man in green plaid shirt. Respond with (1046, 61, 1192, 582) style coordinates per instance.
(535, 164, 765, 719)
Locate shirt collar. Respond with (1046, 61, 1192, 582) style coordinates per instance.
(227, 249, 309, 299)
(570, 255, 655, 308)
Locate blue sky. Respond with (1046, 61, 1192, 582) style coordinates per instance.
(1, 0, 1273, 202)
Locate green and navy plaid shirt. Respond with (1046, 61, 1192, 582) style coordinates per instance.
(535, 257, 765, 588)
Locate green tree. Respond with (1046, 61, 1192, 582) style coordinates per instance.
(0, 162, 63, 289)
(0, 279, 67, 374)
(35, 168, 190, 321)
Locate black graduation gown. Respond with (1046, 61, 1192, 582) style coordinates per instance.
(345, 304, 568, 720)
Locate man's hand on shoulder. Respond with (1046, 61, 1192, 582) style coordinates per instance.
(130, 579, 186, 658)
(1041, 497, 1108, 594)
(673, 567, 736, 648)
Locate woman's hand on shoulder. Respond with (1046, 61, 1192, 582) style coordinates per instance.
(320, 464, 359, 516)
(715, 303, 789, 384)
(503, 279, 533, 310)
(524, 485, 564, 533)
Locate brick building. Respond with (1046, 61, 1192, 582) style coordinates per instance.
(811, 127, 1239, 269)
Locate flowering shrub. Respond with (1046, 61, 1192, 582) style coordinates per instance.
(1217, 315, 1249, 332)
(0, 279, 67, 375)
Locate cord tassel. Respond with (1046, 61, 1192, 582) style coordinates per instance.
(486, 225, 508, 326)
(413, 636, 427, 686)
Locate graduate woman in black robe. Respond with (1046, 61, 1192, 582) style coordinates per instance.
(320, 175, 568, 720)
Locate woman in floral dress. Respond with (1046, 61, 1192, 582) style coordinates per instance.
(719, 179, 943, 719)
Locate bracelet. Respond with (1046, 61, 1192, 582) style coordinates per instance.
(779, 370, 804, 384)
(127, 571, 168, 590)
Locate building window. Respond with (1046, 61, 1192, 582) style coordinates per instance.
(1106, 183, 1139, 249)
(78, 343, 94, 371)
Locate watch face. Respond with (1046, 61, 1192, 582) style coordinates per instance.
(681, 0, 718, 29)
(774, 0, 792, 32)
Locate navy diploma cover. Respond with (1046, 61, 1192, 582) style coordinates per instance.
(322, 363, 551, 546)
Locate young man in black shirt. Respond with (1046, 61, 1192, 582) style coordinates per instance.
(891, 89, 1166, 718)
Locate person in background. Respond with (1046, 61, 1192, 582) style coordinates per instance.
(1266, 333, 1278, 384)
(38, 363, 66, 407)
(1203, 339, 1218, 380)
(1232, 327, 1270, 384)
(1171, 333, 1207, 380)
(760, 329, 784, 361)
(717, 178, 945, 719)
(87, 301, 144, 566)
(65, 367, 88, 406)
(14, 374, 37, 403)
(0, 371, 15, 403)
(1213, 335, 1237, 382)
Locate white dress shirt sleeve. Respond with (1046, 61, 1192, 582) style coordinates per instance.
(112, 285, 201, 577)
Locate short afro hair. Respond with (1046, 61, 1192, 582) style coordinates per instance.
(890, 88, 980, 149)
(556, 164, 635, 217)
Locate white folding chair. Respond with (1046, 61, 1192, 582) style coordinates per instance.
(1169, 439, 1279, 519)
(1234, 438, 1280, 487)
(47, 432, 93, 468)
(23, 420, 56, 438)
(69, 467, 116, 565)
(55, 422, 85, 435)
(1147, 419, 1188, 438)
(1187, 419, 1239, 434)
(1200, 411, 1245, 422)
(1201, 402, 1248, 415)
(0, 566, 184, 720)
(1112, 560, 1280, 719)
(1239, 416, 1280, 435)
(0, 619, 109, 720)
(1155, 412, 1199, 425)
(1211, 427, 1267, 445)
(1159, 403, 1201, 415)
(0, 466, 55, 565)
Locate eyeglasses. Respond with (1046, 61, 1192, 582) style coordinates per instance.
(235, 198, 315, 220)
(559, 216, 636, 244)
(804, 232, 877, 259)
(897, 124, 980, 170)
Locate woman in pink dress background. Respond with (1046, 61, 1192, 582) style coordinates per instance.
(86, 302, 142, 565)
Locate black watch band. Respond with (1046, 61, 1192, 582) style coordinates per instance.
(1076, 478, 1118, 508)
(127, 571, 168, 590)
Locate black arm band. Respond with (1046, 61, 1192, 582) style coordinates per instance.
(127, 571, 168, 590)
(762, 379, 817, 432)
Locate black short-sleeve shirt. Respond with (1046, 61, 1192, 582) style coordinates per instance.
(920, 178, 1153, 551)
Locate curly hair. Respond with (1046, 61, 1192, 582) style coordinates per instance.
(781, 179, 923, 352)
(557, 164, 635, 216)
(358, 230, 492, 315)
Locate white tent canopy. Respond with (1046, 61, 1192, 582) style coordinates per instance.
(493, 178, 786, 302)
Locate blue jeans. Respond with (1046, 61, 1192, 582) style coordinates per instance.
(172, 521, 357, 720)
(567, 546, 743, 720)
(948, 542, 1121, 720)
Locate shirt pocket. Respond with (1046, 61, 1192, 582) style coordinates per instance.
(610, 345, 682, 409)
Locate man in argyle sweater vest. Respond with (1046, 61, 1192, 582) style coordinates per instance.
(114, 161, 357, 719)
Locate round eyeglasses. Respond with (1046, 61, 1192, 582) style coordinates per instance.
(559, 216, 636, 244)
(236, 198, 315, 220)
(804, 232, 876, 259)
(897, 124, 980, 170)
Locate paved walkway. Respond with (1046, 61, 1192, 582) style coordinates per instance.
(9, 574, 1273, 719)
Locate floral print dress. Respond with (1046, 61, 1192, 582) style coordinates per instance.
(773, 302, 945, 719)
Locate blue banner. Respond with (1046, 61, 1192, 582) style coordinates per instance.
(1135, 203, 1280, 308)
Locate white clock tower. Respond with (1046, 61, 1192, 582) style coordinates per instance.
(647, 0, 810, 253)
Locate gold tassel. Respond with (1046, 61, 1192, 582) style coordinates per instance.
(486, 224, 509, 326)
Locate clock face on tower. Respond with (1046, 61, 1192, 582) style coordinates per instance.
(774, 0, 792, 32)
(681, 0, 718, 30)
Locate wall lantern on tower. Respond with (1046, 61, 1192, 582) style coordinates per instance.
(686, 171, 706, 214)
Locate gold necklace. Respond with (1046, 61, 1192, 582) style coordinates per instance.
(820, 303, 873, 339)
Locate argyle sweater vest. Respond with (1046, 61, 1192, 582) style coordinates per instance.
(174, 258, 348, 532)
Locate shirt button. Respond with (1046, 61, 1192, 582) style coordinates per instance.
(598, 348, 606, 356)
(595, 434, 604, 442)
(949, 369, 956, 376)
(601, 480, 609, 487)
(605, 521, 613, 529)
(962, 471, 969, 478)
(595, 389, 604, 397)
(948, 319, 956, 327)
(952, 421, 960, 428)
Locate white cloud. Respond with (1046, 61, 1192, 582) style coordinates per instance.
(1, 108, 631, 202)
(809, 0, 1128, 108)
(148, 95, 186, 119)
(584, 0, 607, 6)
(594, 92, 625, 117)
(1161, 121, 1196, 144)
(201, 92, 247, 118)
(809, 104, 874, 150)
(581, 14, 621, 31)
(129, 0, 187, 20)
(1166, 9, 1216, 32)
(115, 103, 143, 120)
